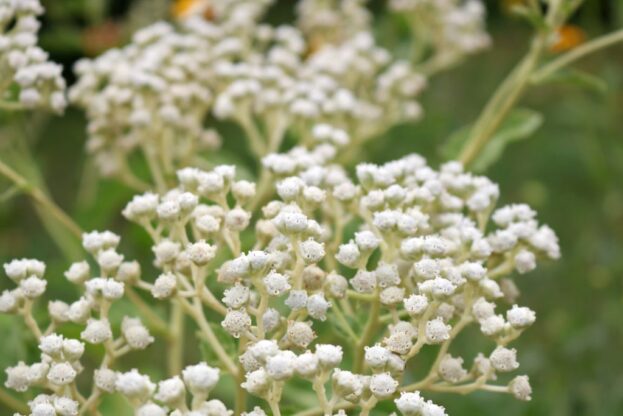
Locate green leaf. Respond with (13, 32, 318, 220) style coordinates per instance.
(441, 108, 544, 172)
(533, 69, 608, 94)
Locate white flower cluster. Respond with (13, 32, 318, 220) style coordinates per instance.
(1, 232, 161, 415)
(110, 362, 229, 415)
(296, 0, 371, 45)
(0, 0, 66, 112)
(70, 4, 424, 180)
(390, 0, 491, 70)
(112, 152, 557, 413)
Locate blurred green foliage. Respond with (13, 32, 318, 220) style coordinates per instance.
(0, 0, 622, 415)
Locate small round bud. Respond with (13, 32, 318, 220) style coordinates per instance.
(299, 239, 325, 264)
(425, 318, 451, 344)
(221, 310, 252, 338)
(47, 362, 77, 386)
(182, 362, 220, 396)
(81, 318, 113, 344)
(509, 375, 532, 401)
(287, 321, 315, 348)
(263, 271, 291, 296)
(490, 347, 519, 372)
(152, 273, 177, 299)
(369, 373, 398, 399)
(64, 261, 90, 284)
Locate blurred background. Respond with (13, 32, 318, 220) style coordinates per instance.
(0, 0, 622, 415)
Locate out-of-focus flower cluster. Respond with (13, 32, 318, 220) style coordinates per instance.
(0, 0, 66, 112)
(390, 0, 491, 71)
(296, 0, 371, 45)
(69, 0, 425, 183)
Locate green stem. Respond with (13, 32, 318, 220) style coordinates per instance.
(0, 159, 83, 239)
(532, 28, 623, 83)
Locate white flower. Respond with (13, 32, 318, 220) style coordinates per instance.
(183, 362, 220, 395)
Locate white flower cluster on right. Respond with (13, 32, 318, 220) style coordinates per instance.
(0, 0, 66, 112)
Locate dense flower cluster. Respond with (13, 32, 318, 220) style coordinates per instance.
(0, 1, 571, 415)
(69, 3, 425, 183)
(0, 0, 66, 112)
(390, 0, 491, 71)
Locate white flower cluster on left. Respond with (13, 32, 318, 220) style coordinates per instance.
(0, 0, 66, 112)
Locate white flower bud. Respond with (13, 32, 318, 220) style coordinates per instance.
(263, 271, 291, 296)
(425, 318, 451, 344)
(438, 354, 467, 383)
(62, 339, 85, 361)
(506, 305, 536, 329)
(221, 310, 251, 338)
(65, 261, 90, 284)
(97, 249, 124, 273)
(380, 286, 405, 305)
(137, 402, 167, 416)
(186, 240, 217, 265)
(384, 331, 413, 355)
(332, 369, 363, 399)
(155, 376, 186, 405)
(19, 276, 47, 298)
(490, 347, 519, 372)
(116, 261, 140, 283)
(152, 273, 177, 299)
(222, 283, 250, 308)
(479, 314, 506, 336)
(299, 239, 325, 264)
(81, 318, 112, 344)
(115, 369, 156, 401)
(94, 368, 117, 393)
(241, 368, 270, 397)
(395, 391, 425, 415)
(121, 317, 154, 350)
(369, 373, 398, 399)
(509, 375, 532, 401)
(314, 344, 343, 369)
(262, 308, 281, 333)
(225, 208, 251, 231)
(54, 396, 79, 416)
(404, 294, 428, 316)
(294, 351, 319, 378)
(306, 293, 330, 320)
(350, 270, 376, 294)
(472, 298, 496, 321)
(48, 300, 69, 322)
(182, 362, 220, 396)
(376, 262, 400, 288)
(39, 333, 64, 356)
(5, 362, 31, 392)
(47, 362, 77, 385)
(354, 230, 381, 252)
(364, 345, 390, 370)
(153, 240, 181, 265)
(325, 272, 348, 298)
(266, 350, 296, 381)
(67, 298, 91, 324)
(232, 180, 257, 203)
(514, 250, 536, 274)
(335, 242, 361, 268)
(287, 321, 315, 348)
(0, 290, 19, 314)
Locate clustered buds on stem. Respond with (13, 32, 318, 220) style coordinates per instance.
(2, 151, 558, 414)
(0, 0, 66, 112)
(0, 0, 565, 415)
